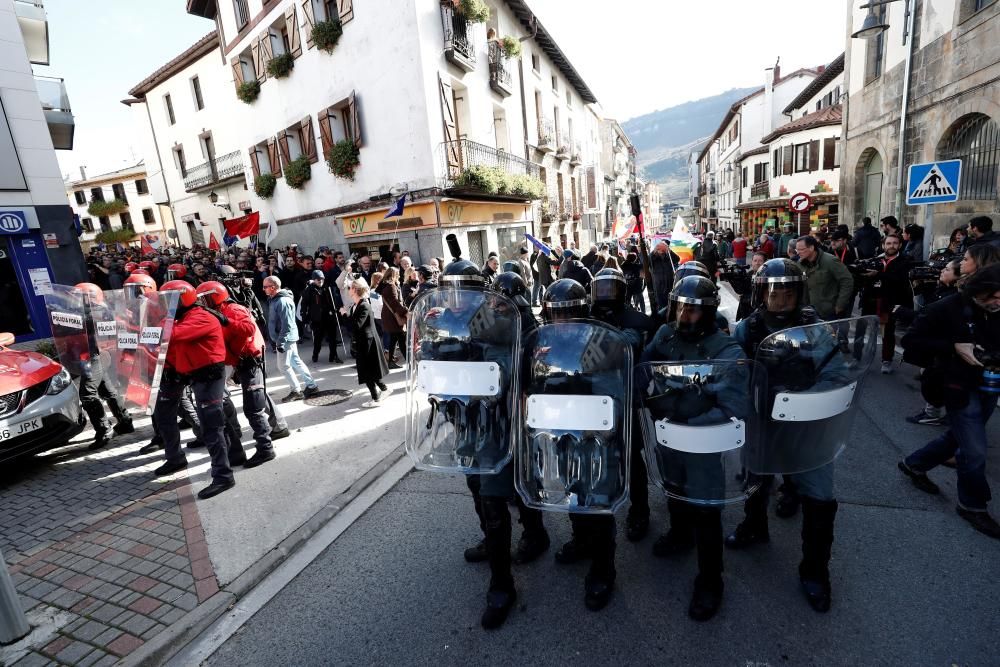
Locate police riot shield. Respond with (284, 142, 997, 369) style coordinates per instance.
(405, 288, 522, 474)
(43, 284, 98, 377)
(93, 290, 125, 395)
(635, 360, 764, 506)
(748, 315, 878, 475)
(110, 291, 179, 413)
(515, 321, 633, 515)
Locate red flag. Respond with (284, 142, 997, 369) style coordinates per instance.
(223, 211, 260, 239)
(208, 232, 220, 250)
(141, 236, 155, 256)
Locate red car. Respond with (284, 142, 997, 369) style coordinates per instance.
(0, 331, 85, 464)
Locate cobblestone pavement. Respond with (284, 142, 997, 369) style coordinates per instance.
(1, 418, 218, 666)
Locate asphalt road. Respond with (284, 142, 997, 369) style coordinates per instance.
(204, 364, 1000, 667)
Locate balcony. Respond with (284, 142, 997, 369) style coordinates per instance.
(709, 184, 717, 195)
(709, 208, 718, 219)
(15, 1, 48, 65)
(750, 180, 770, 200)
(556, 134, 571, 160)
(35, 76, 73, 150)
(570, 143, 582, 166)
(439, 138, 540, 186)
(183, 150, 245, 192)
(487, 42, 512, 97)
(537, 118, 555, 153)
(440, 1, 476, 73)
(697, 184, 707, 196)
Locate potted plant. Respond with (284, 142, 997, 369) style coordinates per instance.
(284, 156, 312, 189)
(456, 0, 490, 23)
(87, 199, 128, 217)
(312, 18, 343, 54)
(254, 173, 277, 198)
(266, 53, 295, 79)
(326, 139, 361, 181)
(237, 80, 260, 104)
(500, 36, 521, 58)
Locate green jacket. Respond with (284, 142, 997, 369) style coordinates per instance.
(800, 251, 855, 319)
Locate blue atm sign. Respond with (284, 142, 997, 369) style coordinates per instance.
(0, 211, 28, 235)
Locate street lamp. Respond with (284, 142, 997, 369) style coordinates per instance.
(208, 190, 231, 213)
(850, 6, 890, 39)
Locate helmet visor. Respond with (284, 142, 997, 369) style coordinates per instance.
(592, 276, 627, 305)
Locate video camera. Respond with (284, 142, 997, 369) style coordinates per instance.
(720, 259, 753, 294)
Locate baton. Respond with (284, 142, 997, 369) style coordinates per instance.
(327, 286, 349, 358)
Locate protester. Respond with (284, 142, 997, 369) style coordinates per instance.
(852, 217, 881, 259)
(263, 275, 319, 402)
(348, 278, 390, 408)
(379, 267, 408, 366)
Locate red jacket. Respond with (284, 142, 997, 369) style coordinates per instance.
(219, 301, 264, 365)
(732, 238, 747, 259)
(166, 306, 226, 374)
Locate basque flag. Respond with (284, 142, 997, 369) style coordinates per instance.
(523, 232, 551, 257)
(384, 193, 406, 219)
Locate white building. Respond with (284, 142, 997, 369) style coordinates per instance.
(65, 163, 173, 251)
(600, 117, 637, 237)
(642, 180, 663, 230)
(172, 0, 608, 264)
(1, 0, 84, 343)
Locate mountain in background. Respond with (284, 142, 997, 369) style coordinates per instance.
(623, 87, 758, 203)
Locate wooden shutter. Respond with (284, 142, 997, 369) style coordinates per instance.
(301, 117, 318, 163)
(231, 56, 244, 92)
(251, 36, 265, 82)
(259, 31, 274, 67)
(586, 166, 597, 209)
(301, 0, 316, 47)
(808, 140, 820, 172)
(277, 131, 291, 169)
(439, 75, 460, 177)
(348, 91, 362, 147)
(823, 138, 836, 170)
(782, 146, 793, 175)
(248, 146, 260, 179)
(772, 149, 779, 178)
(318, 108, 333, 157)
(267, 138, 282, 176)
(285, 5, 302, 58)
(338, 0, 354, 24)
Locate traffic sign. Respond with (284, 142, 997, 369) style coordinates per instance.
(789, 193, 812, 213)
(906, 160, 961, 205)
(0, 211, 28, 235)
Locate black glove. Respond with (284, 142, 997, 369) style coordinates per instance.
(277, 344, 285, 353)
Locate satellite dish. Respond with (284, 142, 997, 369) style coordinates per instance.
(389, 183, 409, 197)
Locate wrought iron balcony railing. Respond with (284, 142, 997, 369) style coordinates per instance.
(488, 42, 512, 97)
(439, 138, 540, 183)
(441, 2, 476, 72)
(750, 180, 770, 199)
(183, 149, 245, 192)
(537, 118, 555, 151)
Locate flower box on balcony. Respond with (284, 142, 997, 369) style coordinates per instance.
(266, 53, 294, 79)
(441, 1, 477, 73)
(87, 199, 127, 217)
(570, 153, 582, 166)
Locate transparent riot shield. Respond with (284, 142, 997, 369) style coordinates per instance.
(405, 288, 521, 474)
(94, 290, 125, 396)
(515, 321, 633, 515)
(635, 360, 764, 506)
(43, 285, 97, 377)
(111, 291, 179, 413)
(748, 315, 878, 475)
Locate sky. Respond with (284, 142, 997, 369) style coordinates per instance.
(39, 0, 847, 180)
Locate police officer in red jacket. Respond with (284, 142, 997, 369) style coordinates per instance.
(154, 280, 234, 499)
(196, 280, 276, 468)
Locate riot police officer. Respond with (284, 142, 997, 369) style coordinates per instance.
(729, 258, 841, 612)
(641, 275, 745, 621)
(588, 268, 657, 541)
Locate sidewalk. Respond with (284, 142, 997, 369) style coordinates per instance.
(1, 353, 406, 667)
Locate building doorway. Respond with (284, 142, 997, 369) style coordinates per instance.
(467, 230, 486, 266)
(863, 152, 883, 221)
(0, 237, 33, 336)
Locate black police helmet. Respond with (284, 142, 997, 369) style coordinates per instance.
(751, 258, 805, 317)
(501, 260, 524, 278)
(668, 275, 720, 338)
(672, 261, 710, 285)
(542, 278, 589, 322)
(440, 259, 485, 287)
(492, 271, 528, 302)
(591, 268, 627, 310)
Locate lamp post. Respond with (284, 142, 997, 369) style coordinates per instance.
(851, 0, 916, 226)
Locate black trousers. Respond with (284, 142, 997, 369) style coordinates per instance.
(667, 499, 723, 580)
(78, 363, 128, 436)
(235, 359, 273, 452)
(311, 317, 343, 361)
(155, 375, 232, 483)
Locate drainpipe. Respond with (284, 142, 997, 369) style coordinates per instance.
(894, 0, 916, 224)
(518, 57, 534, 237)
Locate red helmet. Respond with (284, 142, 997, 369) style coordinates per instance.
(195, 281, 229, 308)
(124, 272, 157, 299)
(139, 261, 155, 272)
(166, 263, 187, 280)
(161, 279, 197, 307)
(74, 282, 105, 305)
(124, 262, 139, 273)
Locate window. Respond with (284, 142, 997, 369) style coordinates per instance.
(142, 208, 155, 225)
(278, 120, 312, 168)
(938, 113, 999, 200)
(90, 187, 104, 202)
(318, 92, 362, 159)
(753, 162, 768, 184)
(249, 139, 282, 180)
(201, 132, 215, 162)
(823, 137, 841, 170)
(73, 190, 85, 205)
(81, 217, 94, 232)
(864, 5, 887, 84)
(112, 183, 127, 202)
(173, 146, 187, 177)
(974, 0, 997, 11)
(191, 76, 204, 110)
(531, 53, 540, 72)
(782, 146, 793, 175)
(119, 211, 133, 232)
(566, 90, 572, 107)
(164, 94, 175, 125)
(794, 141, 820, 172)
(233, 0, 250, 29)
(232, 48, 257, 92)
(741, 166, 747, 189)
(99, 217, 111, 233)
(135, 178, 148, 195)
(551, 76, 557, 92)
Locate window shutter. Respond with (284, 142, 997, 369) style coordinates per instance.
(348, 91, 362, 147)
(231, 56, 244, 92)
(808, 140, 820, 171)
(248, 146, 260, 179)
(301, 117, 318, 163)
(251, 36, 265, 82)
(773, 150, 779, 178)
(586, 166, 597, 209)
(338, 0, 354, 24)
(277, 131, 291, 169)
(259, 32, 274, 67)
(782, 146, 793, 175)
(318, 108, 333, 157)
(439, 75, 460, 176)
(285, 5, 302, 58)
(300, 0, 316, 47)
(823, 138, 836, 170)
(267, 138, 282, 176)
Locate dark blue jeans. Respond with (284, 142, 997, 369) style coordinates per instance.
(905, 390, 997, 510)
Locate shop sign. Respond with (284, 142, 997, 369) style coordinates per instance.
(0, 211, 28, 235)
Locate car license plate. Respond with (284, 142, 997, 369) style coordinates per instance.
(0, 417, 42, 441)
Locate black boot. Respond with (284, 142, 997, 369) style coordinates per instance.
(512, 504, 549, 565)
(88, 430, 111, 451)
(555, 515, 591, 564)
(113, 419, 134, 435)
(690, 507, 724, 621)
(464, 540, 488, 563)
(139, 434, 164, 455)
(480, 498, 515, 630)
(725, 485, 770, 549)
(465, 476, 488, 562)
(775, 478, 801, 518)
(652, 499, 695, 557)
(626, 435, 650, 542)
(688, 573, 724, 621)
(799, 497, 838, 613)
(584, 516, 616, 612)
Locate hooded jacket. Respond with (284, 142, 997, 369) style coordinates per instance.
(267, 288, 299, 347)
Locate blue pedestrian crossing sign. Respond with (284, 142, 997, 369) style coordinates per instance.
(906, 159, 961, 205)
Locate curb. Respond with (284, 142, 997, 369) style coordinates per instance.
(119, 443, 407, 667)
